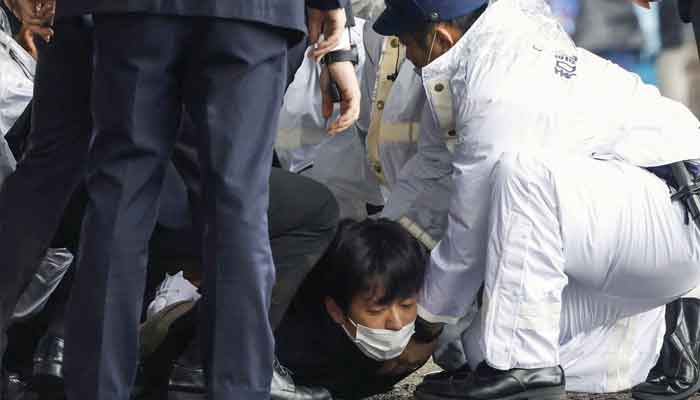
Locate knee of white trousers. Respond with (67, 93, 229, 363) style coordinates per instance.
(491, 153, 551, 191)
(483, 152, 566, 370)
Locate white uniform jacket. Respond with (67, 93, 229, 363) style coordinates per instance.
(359, 22, 455, 244)
(418, 0, 700, 324)
(0, 8, 34, 137)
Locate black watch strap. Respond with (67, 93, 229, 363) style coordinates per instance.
(322, 44, 359, 66)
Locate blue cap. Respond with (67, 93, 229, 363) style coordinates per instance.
(373, 0, 488, 36)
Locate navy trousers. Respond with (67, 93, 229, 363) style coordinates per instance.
(0, 18, 93, 365)
(64, 15, 288, 400)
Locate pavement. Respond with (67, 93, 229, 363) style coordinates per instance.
(11, 360, 700, 400)
(365, 360, 700, 400)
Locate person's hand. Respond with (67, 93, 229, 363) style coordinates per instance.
(4, 0, 54, 25)
(629, 0, 654, 9)
(378, 338, 438, 377)
(307, 7, 347, 61)
(15, 23, 53, 59)
(320, 61, 361, 135)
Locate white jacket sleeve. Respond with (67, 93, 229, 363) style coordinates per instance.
(381, 104, 453, 241)
(418, 96, 536, 324)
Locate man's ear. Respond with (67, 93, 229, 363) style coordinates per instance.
(434, 23, 458, 50)
(324, 296, 346, 325)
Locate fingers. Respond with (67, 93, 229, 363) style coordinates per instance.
(319, 67, 334, 119)
(307, 8, 322, 46)
(26, 23, 53, 40)
(310, 24, 342, 60)
(10, 0, 54, 25)
(18, 27, 37, 58)
(324, 61, 360, 135)
(307, 8, 347, 61)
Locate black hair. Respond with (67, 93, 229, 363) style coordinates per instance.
(410, 4, 488, 47)
(317, 218, 428, 313)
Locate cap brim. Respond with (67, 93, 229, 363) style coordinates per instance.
(373, 6, 419, 36)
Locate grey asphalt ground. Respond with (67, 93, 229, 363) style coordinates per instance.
(365, 360, 700, 400)
(162, 359, 700, 400)
(14, 359, 700, 400)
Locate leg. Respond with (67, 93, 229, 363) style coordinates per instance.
(482, 153, 700, 370)
(459, 283, 666, 393)
(63, 15, 185, 400)
(183, 19, 287, 399)
(268, 168, 339, 329)
(137, 169, 338, 398)
(0, 17, 92, 360)
(558, 284, 665, 393)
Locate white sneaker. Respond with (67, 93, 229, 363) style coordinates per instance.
(147, 271, 201, 318)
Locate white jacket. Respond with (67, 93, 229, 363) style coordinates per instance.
(418, 0, 700, 324)
(0, 8, 33, 137)
(360, 22, 455, 244)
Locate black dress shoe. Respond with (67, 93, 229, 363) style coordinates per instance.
(163, 358, 333, 400)
(168, 362, 205, 393)
(416, 362, 565, 400)
(422, 363, 473, 384)
(271, 359, 332, 400)
(632, 298, 700, 400)
(32, 334, 64, 393)
(4, 371, 30, 400)
(135, 301, 197, 400)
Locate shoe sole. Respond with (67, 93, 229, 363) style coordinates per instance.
(168, 381, 207, 394)
(632, 379, 700, 400)
(140, 300, 195, 358)
(415, 386, 566, 400)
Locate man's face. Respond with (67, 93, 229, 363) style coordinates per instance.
(398, 32, 433, 69)
(342, 285, 418, 336)
(398, 24, 464, 70)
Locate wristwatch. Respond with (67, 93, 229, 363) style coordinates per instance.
(322, 44, 359, 66)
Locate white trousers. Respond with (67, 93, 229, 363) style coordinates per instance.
(482, 153, 700, 370)
(462, 286, 666, 393)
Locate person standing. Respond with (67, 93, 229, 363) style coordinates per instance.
(56, 1, 360, 400)
(0, 0, 359, 398)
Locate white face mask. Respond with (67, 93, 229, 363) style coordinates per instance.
(342, 317, 416, 361)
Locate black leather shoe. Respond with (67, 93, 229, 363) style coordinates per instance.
(168, 362, 205, 393)
(4, 371, 29, 400)
(632, 298, 700, 400)
(422, 363, 473, 384)
(271, 359, 332, 400)
(32, 334, 64, 393)
(416, 362, 565, 400)
(135, 301, 197, 400)
(163, 358, 332, 400)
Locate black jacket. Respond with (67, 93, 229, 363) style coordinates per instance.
(56, 0, 347, 36)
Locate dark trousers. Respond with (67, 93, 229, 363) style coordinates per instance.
(147, 167, 339, 331)
(64, 15, 288, 400)
(0, 18, 93, 363)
